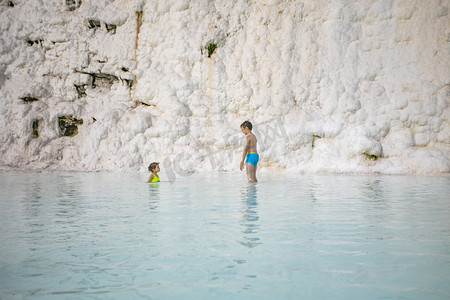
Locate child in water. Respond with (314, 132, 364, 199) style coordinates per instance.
(147, 162, 160, 183)
(240, 121, 259, 183)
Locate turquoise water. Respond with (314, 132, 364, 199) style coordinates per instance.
(0, 172, 449, 299)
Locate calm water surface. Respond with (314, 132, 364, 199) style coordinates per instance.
(0, 172, 449, 299)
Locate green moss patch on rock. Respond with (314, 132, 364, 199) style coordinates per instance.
(32, 119, 39, 138)
(206, 43, 217, 58)
(364, 153, 379, 161)
(58, 115, 83, 137)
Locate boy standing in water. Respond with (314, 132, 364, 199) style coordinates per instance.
(240, 121, 259, 183)
(147, 162, 160, 183)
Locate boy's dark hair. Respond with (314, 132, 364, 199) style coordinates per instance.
(148, 162, 159, 172)
(240, 120, 252, 130)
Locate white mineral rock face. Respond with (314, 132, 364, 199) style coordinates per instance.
(0, 0, 449, 174)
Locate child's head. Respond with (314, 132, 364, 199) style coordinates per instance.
(240, 120, 252, 131)
(148, 162, 160, 172)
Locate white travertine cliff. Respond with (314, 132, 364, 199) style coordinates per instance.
(0, 0, 449, 174)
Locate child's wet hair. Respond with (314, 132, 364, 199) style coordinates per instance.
(148, 162, 159, 172)
(241, 120, 252, 130)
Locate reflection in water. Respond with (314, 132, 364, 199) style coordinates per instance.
(239, 183, 261, 248)
(21, 177, 48, 245)
(21, 174, 86, 231)
(360, 178, 385, 201)
(358, 177, 388, 224)
(17, 174, 89, 261)
(54, 175, 85, 221)
(23, 176, 45, 220)
(148, 184, 160, 212)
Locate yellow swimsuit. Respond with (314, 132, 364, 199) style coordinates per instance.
(149, 174, 160, 183)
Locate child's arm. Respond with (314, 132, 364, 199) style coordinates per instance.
(240, 136, 250, 170)
(146, 174, 154, 183)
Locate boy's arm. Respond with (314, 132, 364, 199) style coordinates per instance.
(240, 136, 249, 170)
(146, 174, 154, 183)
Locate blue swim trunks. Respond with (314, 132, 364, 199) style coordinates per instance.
(245, 153, 259, 167)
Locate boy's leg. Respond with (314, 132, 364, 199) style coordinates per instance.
(246, 164, 258, 183)
(246, 164, 252, 182)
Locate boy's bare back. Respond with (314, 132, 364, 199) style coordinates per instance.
(246, 132, 257, 153)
